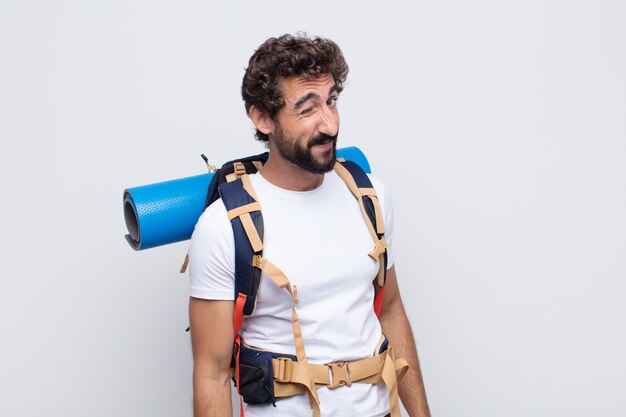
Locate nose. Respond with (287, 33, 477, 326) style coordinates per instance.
(318, 105, 339, 136)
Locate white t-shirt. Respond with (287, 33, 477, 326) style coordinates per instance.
(188, 170, 395, 417)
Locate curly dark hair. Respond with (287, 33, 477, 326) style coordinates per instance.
(241, 34, 349, 142)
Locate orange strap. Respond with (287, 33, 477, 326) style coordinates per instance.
(234, 294, 247, 416)
(233, 292, 247, 338)
(374, 286, 385, 317)
(234, 335, 244, 417)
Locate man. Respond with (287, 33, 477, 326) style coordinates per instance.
(188, 34, 430, 417)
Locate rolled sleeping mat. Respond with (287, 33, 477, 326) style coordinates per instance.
(123, 146, 372, 250)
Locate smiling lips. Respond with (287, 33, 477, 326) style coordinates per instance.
(313, 140, 333, 150)
(308, 134, 337, 149)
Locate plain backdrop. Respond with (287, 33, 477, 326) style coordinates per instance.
(1, 1, 625, 416)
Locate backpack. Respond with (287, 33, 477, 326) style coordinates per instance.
(202, 151, 387, 318)
(186, 151, 406, 417)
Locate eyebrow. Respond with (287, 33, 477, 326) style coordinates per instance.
(293, 84, 339, 110)
(294, 92, 317, 110)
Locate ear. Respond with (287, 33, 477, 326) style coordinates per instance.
(248, 105, 275, 136)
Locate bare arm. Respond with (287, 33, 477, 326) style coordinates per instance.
(189, 297, 235, 417)
(378, 266, 431, 417)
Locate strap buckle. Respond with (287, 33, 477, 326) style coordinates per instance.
(233, 162, 246, 178)
(274, 357, 294, 383)
(328, 362, 351, 389)
(368, 238, 387, 260)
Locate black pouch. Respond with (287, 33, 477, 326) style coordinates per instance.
(235, 343, 297, 405)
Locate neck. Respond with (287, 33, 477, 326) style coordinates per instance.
(259, 150, 325, 191)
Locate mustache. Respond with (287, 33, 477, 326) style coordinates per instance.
(307, 134, 338, 148)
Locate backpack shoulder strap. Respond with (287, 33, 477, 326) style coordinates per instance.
(181, 153, 267, 275)
(219, 175, 264, 318)
(334, 159, 388, 316)
(205, 152, 269, 208)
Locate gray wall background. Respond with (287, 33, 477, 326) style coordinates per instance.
(1, 0, 624, 416)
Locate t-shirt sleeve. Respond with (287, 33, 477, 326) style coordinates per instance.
(188, 200, 236, 300)
(368, 174, 395, 269)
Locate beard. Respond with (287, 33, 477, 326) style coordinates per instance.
(272, 124, 338, 174)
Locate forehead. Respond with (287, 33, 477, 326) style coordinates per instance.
(280, 73, 335, 102)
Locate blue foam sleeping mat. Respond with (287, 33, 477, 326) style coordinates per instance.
(123, 146, 371, 250)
